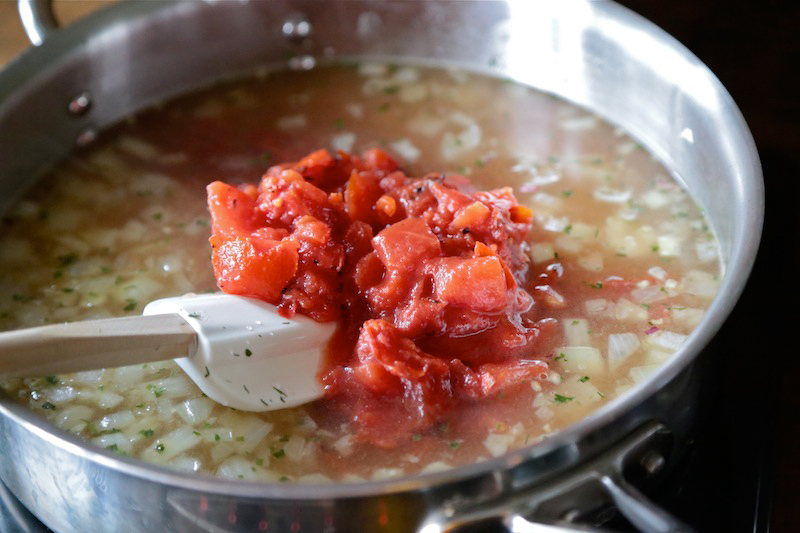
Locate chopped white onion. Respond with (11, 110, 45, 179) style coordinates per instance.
(176, 397, 215, 426)
(594, 186, 632, 203)
(562, 318, 591, 346)
(92, 432, 133, 455)
(390, 138, 421, 163)
(419, 461, 453, 474)
(331, 132, 356, 153)
(584, 298, 608, 314)
(608, 333, 641, 369)
(555, 346, 605, 376)
(645, 330, 687, 352)
(559, 115, 597, 131)
(372, 468, 405, 480)
(440, 123, 481, 160)
(53, 405, 95, 431)
(216, 456, 274, 481)
(629, 364, 662, 383)
(681, 269, 720, 299)
(98, 410, 136, 430)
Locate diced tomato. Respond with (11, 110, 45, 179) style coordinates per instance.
(450, 201, 491, 232)
(206, 148, 559, 447)
(209, 234, 298, 302)
(344, 170, 383, 224)
(207, 181, 260, 235)
(371, 217, 441, 272)
(428, 256, 509, 313)
(361, 147, 400, 174)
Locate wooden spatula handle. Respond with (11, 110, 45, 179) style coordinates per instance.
(0, 313, 197, 379)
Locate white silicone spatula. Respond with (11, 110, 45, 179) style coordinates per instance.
(0, 293, 336, 411)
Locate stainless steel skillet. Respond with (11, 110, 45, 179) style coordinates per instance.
(0, 1, 763, 531)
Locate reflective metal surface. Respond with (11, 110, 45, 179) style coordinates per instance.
(0, 1, 763, 531)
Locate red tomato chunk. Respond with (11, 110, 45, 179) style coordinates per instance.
(207, 149, 561, 446)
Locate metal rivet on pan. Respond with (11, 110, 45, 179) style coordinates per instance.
(561, 509, 581, 523)
(640, 450, 666, 475)
(67, 92, 92, 116)
(288, 55, 316, 71)
(76, 128, 97, 147)
(282, 15, 311, 40)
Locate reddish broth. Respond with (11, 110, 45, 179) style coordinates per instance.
(0, 63, 721, 482)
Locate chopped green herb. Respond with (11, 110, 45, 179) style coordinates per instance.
(377, 102, 391, 112)
(590, 281, 603, 289)
(44, 376, 59, 385)
(553, 394, 574, 404)
(41, 402, 56, 410)
(411, 433, 422, 442)
(155, 443, 165, 453)
(123, 298, 137, 311)
(245, 348, 253, 357)
(146, 384, 166, 398)
(139, 429, 155, 437)
(273, 387, 287, 402)
(271, 448, 286, 458)
(579, 376, 590, 383)
(214, 434, 221, 441)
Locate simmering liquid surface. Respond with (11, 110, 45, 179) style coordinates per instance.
(0, 64, 720, 482)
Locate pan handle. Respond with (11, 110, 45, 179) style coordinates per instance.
(17, 0, 58, 46)
(506, 474, 693, 533)
(423, 423, 695, 533)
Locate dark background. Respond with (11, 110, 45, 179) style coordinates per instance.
(616, 1, 800, 531)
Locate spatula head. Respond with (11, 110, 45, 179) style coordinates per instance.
(143, 293, 336, 411)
